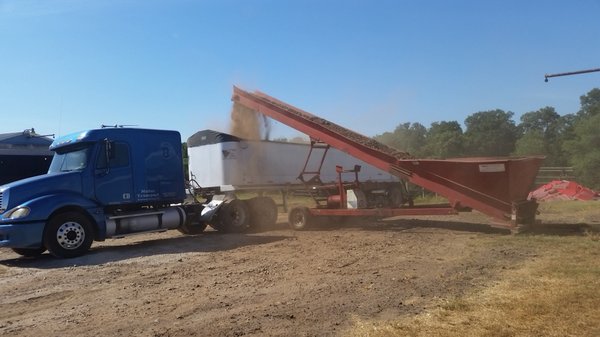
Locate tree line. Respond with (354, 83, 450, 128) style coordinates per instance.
(373, 88, 600, 189)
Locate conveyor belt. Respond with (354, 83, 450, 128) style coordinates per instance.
(232, 86, 544, 225)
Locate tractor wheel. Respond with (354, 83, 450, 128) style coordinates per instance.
(44, 211, 94, 258)
(288, 207, 314, 230)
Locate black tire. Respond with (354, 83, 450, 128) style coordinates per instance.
(44, 211, 94, 258)
(212, 199, 250, 233)
(178, 220, 208, 235)
(288, 207, 313, 230)
(388, 186, 405, 208)
(248, 197, 278, 230)
(12, 247, 46, 257)
(177, 206, 207, 235)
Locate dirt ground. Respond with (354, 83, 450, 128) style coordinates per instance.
(0, 212, 590, 337)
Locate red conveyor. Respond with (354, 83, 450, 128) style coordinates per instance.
(232, 86, 544, 226)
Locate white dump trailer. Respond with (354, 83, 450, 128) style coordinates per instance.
(186, 130, 409, 232)
(187, 130, 400, 191)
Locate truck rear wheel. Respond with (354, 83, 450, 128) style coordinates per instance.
(288, 207, 313, 230)
(248, 197, 278, 230)
(11, 247, 46, 257)
(178, 218, 208, 235)
(212, 199, 250, 233)
(44, 211, 94, 258)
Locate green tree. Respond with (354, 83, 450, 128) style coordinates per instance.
(463, 109, 518, 156)
(514, 130, 546, 156)
(514, 106, 569, 165)
(374, 122, 427, 156)
(563, 113, 600, 189)
(422, 121, 464, 158)
(563, 88, 600, 188)
(519, 106, 561, 134)
(578, 87, 600, 118)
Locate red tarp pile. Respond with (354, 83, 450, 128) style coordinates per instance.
(529, 180, 599, 201)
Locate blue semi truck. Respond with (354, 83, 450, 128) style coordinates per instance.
(0, 125, 406, 259)
(0, 127, 255, 258)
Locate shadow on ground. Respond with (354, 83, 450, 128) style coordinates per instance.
(5, 218, 596, 269)
(277, 216, 598, 236)
(0, 232, 290, 269)
(525, 222, 598, 235)
(314, 218, 511, 234)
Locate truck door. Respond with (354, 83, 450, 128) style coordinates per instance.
(94, 141, 134, 205)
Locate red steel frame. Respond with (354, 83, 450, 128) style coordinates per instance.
(297, 139, 330, 185)
(232, 86, 544, 227)
(326, 164, 459, 217)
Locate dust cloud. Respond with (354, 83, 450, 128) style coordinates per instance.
(230, 102, 271, 141)
(229, 102, 272, 186)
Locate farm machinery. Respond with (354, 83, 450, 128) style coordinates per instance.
(0, 86, 545, 259)
(231, 87, 544, 231)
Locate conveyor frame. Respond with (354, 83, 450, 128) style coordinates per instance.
(232, 86, 544, 229)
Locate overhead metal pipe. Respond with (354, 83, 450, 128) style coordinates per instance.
(545, 68, 600, 82)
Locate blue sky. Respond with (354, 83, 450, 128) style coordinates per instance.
(1, 0, 599, 141)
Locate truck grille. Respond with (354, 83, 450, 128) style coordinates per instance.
(0, 191, 5, 213)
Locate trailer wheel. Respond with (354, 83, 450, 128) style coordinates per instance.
(11, 247, 46, 257)
(248, 197, 278, 230)
(213, 199, 250, 233)
(44, 211, 94, 258)
(288, 207, 313, 230)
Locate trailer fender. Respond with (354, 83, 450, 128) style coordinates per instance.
(200, 198, 226, 222)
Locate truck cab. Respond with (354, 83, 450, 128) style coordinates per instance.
(0, 128, 196, 258)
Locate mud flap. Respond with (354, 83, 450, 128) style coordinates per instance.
(200, 195, 229, 222)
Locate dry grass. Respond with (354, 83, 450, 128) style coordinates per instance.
(537, 200, 599, 214)
(345, 234, 600, 337)
(537, 200, 600, 225)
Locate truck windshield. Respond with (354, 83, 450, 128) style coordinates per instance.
(48, 145, 92, 173)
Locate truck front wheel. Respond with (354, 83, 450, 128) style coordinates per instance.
(44, 212, 94, 258)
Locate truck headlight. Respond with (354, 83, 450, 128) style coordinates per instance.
(4, 206, 31, 220)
